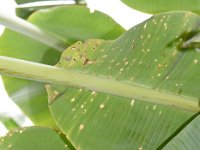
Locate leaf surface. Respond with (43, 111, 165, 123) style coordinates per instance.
(47, 11, 200, 149)
(0, 126, 73, 150)
(29, 5, 125, 43)
(164, 114, 200, 150)
(121, 0, 200, 14)
(0, 115, 20, 130)
(15, 0, 78, 4)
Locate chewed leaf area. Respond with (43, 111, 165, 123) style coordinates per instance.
(47, 12, 200, 149)
(57, 39, 106, 68)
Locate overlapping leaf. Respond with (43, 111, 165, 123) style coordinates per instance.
(0, 126, 74, 150)
(0, 5, 124, 127)
(15, 0, 80, 4)
(0, 115, 20, 130)
(121, 0, 200, 14)
(47, 11, 200, 149)
(15, 0, 85, 19)
(164, 115, 200, 150)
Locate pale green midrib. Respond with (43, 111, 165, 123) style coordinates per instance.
(0, 56, 199, 112)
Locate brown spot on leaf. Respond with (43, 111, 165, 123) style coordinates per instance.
(83, 58, 90, 66)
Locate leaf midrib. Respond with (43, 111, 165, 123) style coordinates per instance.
(0, 56, 199, 112)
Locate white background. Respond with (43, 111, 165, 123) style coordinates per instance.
(0, 0, 150, 136)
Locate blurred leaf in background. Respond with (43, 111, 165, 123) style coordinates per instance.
(0, 5, 125, 128)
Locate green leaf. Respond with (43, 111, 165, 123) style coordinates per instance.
(0, 115, 20, 130)
(0, 126, 74, 150)
(29, 5, 125, 43)
(121, 0, 200, 14)
(15, 0, 76, 4)
(16, 0, 57, 4)
(15, 1, 86, 19)
(0, 5, 124, 127)
(47, 11, 200, 149)
(0, 30, 60, 128)
(163, 114, 200, 150)
(16, 7, 38, 19)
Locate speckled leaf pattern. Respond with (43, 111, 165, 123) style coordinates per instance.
(0, 126, 73, 150)
(0, 6, 124, 127)
(121, 0, 200, 14)
(47, 12, 200, 149)
(164, 115, 200, 150)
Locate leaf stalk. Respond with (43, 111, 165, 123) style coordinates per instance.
(0, 12, 67, 51)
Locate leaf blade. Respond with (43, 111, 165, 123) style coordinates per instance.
(0, 126, 73, 150)
(47, 11, 200, 149)
(163, 114, 200, 150)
